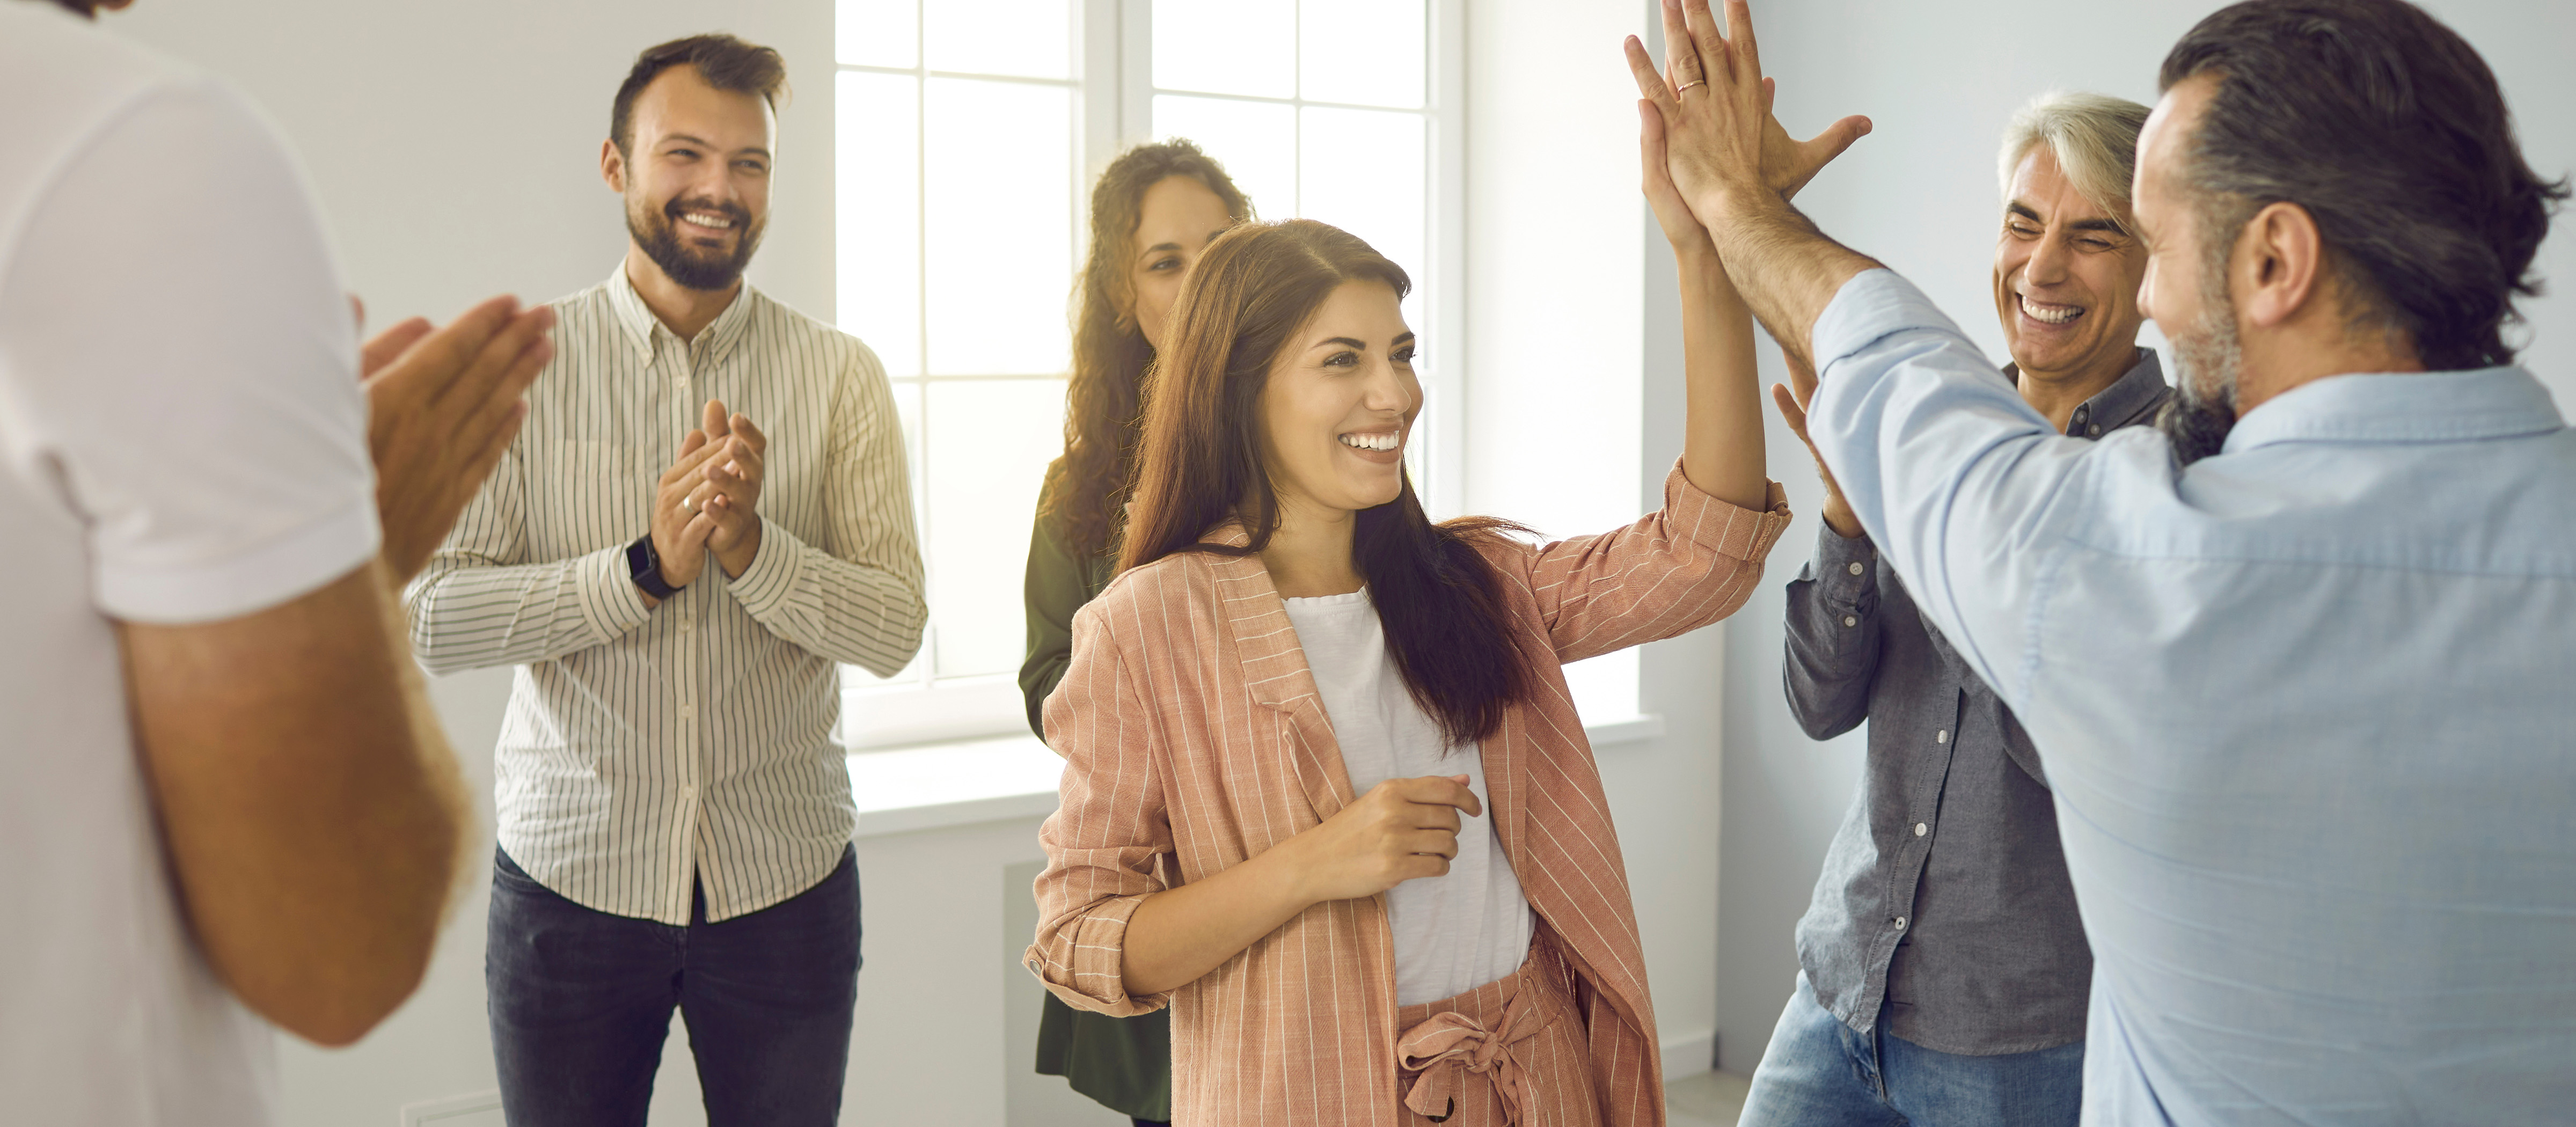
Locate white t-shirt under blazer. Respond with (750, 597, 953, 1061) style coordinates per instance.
(1279, 589, 1538, 1007)
(0, 5, 380, 1124)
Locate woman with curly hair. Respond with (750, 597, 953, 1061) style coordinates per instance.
(1021, 138, 1252, 1126)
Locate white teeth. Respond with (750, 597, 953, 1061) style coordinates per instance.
(682, 213, 734, 229)
(2021, 295, 2082, 325)
(1339, 432, 1399, 452)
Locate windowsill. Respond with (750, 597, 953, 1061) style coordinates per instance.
(848, 714, 1666, 838)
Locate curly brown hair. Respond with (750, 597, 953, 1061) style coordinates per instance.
(1037, 140, 1252, 562)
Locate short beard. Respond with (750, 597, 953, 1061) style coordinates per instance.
(627, 193, 764, 292)
(2155, 218, 2248, 467)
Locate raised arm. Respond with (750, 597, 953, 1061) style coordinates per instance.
(1631, 0, 2092, 702)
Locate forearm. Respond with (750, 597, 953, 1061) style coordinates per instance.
(404, 544, 648, 674)
(729, 518, 927, 675)
(127, 561, 467, 1045)
(1676, 247, 1769, 511)
(1119, 845, 1317, 997)
(1705, 192, 1880, 372)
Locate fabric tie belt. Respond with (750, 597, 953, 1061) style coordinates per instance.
(1396, 985, 1550, 1124)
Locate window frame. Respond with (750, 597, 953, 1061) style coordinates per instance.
(835, 0, 1466, 750)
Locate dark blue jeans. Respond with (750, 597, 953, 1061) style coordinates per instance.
(487, 846, 861, 1126)
(1738, 972, 2083, 1127)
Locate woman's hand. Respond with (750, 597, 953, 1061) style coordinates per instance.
(1281, 775, 1483, 904)
(1624, 0, 1870, 230)
(1769, 346, 1863, 538)
(1113, 773, 1483, 998)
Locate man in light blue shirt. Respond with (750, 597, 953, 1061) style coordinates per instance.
(1624, 0, 2571, 1121)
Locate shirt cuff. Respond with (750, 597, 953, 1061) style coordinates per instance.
(726, 515, 804, 620)
(574, 540, 652, 638)
(1811, 268, 1976, 377)
(1028, 892, 1170, 1018)
(1658, 458, 1795, 564)
(1810, 523, 1878, 607)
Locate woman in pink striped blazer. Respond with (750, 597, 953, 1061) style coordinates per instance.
(1029, 83, 1858, 1124)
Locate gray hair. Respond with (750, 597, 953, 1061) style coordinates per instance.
(1996, 90, 2152, 218)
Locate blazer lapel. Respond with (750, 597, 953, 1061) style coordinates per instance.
(1201, 526, 1356, 824)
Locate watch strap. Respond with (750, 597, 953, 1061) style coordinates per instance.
(626, 533, 683, 600)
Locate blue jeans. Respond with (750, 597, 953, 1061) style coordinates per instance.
(1738, 973, 2082, 1127)
(487, 846, 861, 1126)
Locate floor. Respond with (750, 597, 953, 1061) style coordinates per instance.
(1668, 1071, 1754, 1127)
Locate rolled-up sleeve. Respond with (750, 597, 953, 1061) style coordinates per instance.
(1026, 606, 1173, 1016)
(1781, 525, 1883, 740)
(1511, 459, 1792, 665)
(1806, 269, 2096, 706)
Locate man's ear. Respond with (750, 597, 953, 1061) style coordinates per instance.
(2236, 201, 2325, 331)
(601, 138, 627, 194)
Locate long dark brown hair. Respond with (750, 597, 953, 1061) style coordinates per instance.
(1122, 220, 1534, 747)
(1037, 140, 1253, 561)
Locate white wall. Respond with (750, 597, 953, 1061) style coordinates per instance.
(1708, 0, 2576, 1074)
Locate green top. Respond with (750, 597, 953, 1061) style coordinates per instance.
(1020, 502, 1168, 1119)
(1019, 504, 1116, 738)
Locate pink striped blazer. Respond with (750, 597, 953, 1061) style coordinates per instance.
(1028, 463, 1791, 1125)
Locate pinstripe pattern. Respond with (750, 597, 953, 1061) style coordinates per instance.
(1029, 462, 1790, 1125)
(404, 266, 925, 924)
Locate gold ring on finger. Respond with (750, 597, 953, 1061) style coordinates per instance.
(1675, 79, 1707, 93)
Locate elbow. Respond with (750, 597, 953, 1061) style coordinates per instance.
(262, 949, 434, 1048)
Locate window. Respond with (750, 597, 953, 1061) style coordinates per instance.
(835, 0, 1460, 749)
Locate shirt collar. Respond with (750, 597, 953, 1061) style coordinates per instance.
(2001, 348, 2171, 437)
(605, 261, 758, 367)
(2222, 367, 2564, 453)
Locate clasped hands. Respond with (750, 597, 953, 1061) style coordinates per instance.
(650, 399, 770, 592)
(1624, 0, 1867, 245)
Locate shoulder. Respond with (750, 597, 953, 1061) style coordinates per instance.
(0, 17, 266, 266)
(744, 288, 891, 382)
(1075, 551, 1223, 641)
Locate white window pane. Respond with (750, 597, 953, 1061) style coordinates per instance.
(1152, 95, 1297, 219)
(837, 72, 922, 377)
(925, 0, 1072, 79)
(1298, 107, 1425, 279)
(837, 0, 917, 69)
(1299, 0, 1425, 109)
(924, 79, 1074, 376)
(851, 378, 926, 686)
(1154, 0, 1294, 98)
(923, 379, 1067, 679)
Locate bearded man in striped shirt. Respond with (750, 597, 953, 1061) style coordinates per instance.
(405, 34, 925, 1126)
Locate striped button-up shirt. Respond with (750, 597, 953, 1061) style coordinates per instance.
(406, 265, 924, 924)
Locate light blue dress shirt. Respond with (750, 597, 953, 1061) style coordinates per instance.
(1806, 269, 2576, 1125)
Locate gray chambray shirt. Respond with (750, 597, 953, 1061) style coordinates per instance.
(1780, 349, 2169, 1055)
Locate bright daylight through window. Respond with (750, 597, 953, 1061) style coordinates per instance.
(835, 0, 1443, 750)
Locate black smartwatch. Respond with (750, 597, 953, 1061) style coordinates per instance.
(626, 533, 684, 601)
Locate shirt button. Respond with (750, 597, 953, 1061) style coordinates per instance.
(680, 618, 694, 633)
(2088, 423, 2103, 436)
(1843, 616, 1858, 628)
(1847, 561, 1865, 576)
(1893, 916, 1907, 931)
(679, 704, 696, 721)
(1914, 822, 1928, 837)
(1936, 729, 1949, 744)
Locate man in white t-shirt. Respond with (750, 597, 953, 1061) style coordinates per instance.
(0, 2, 557, 1122)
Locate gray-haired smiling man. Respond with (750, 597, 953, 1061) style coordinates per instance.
(1751, 90, 2163, 1127)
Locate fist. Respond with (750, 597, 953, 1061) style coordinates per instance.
(1289, 775, 1484, 905)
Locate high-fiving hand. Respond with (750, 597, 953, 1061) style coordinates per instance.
(1624, 0, 1871, 232)
(359, 296, 555, 584)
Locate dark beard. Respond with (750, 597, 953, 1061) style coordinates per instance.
(628, 195, 763, 292)
(2154, 383, 2237, 467)
(2155, 261, 2245, 467)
